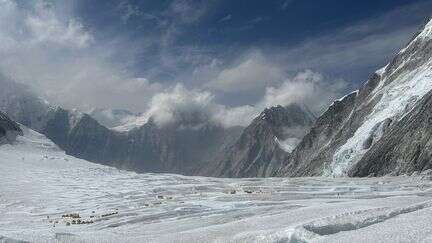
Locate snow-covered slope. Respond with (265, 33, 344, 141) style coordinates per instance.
(278, 18, 432, 177)
(329, 18, 432, 176)
(0, 76, 242, 175)
(350, 88, 432, 176)
(88, 108, 139, 129)
(112, 113, 149, 132)
(2, 126, 432, 242)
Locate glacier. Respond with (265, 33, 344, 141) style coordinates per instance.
(1, 126, 432, 242)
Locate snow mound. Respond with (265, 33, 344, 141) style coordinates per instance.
(1, 126, 432, 242)
(304, 200, 432, 236)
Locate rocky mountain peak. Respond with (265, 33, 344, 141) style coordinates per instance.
(258, 104, 315, 128)
(204, 103, 316, 177)
(276, 16, 432, 178)
(0, 111, 23, 145)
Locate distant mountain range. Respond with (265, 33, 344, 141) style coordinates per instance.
(0, 74, 313, 176)
(1, 18, 432, 178)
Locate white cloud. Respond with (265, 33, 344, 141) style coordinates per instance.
(130, 83, 255, 128)
(206, 51, 285, 93)
(142, 70, 347, 128)
(0, 0, 92, 50)
(218, 14, 232, 23)
(118, 78, 163, 93)
(0, 0, 163, 112)
(168, 0, 210, 24)
(142, 84, 218, 127)
(215, 105, 256, 128)
(0, 0, 423, 128)
(25, 2, 93, 48)
(260, 70, 348, 112)
(117, 0, 143, 23)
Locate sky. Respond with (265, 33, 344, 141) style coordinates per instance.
(0, 0, 431, 127)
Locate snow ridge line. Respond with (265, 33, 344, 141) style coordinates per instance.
(273, 200, 432, 242)
(299, 200, 432, 238)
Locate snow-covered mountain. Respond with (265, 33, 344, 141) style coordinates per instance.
(204, 104, 315, 177)
(276, 18, 432, 177)
(1, 118, 432, 242)
(42, 107, 244, 175)
(2, 18, 432, 179)
(0, 79, 244, 175)
(0, 76, 314, 177)
(0, 75, 52, 131)
(88, 108, 139, 129)
(350, 88, 432, 176)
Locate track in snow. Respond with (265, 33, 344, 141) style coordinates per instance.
(1, 128, 432, 242)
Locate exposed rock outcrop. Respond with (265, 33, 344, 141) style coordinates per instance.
(205, 104, 315, 177)
(350, 89, 432, 176)
(0, 110, 23, 145)
(277, 17, 432, 177)
(2, 18, 432, 178)
(1, 99, 242, 175)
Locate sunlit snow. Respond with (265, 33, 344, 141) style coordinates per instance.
(1, 127, 432, 242)
(328, 19, 432, 177)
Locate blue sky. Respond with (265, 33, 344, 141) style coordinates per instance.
(73, 0, 431, 80)
(1, 0, 432, 126)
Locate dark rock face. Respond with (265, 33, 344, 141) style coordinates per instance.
(61, 113, 126, 167)
(0, 76, 51, 132)
(0, 79, 314, 177)
(0, 111, 23, 145)
(276, 18, 432, 177)
(278, 67, 393, 178)
(28, 106, 242, 175)
(276, 92, 358, 176)
(123, 122, 243, 174)
(42, 108, 72, 149)
(205, 104, 316, 177)
(350, 90, 432, 176)
(2, 20, 431, 178)
(0, 76, 243, 175)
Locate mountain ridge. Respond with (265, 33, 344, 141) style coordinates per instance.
(276, 17, 432, 177)
(1, 18, 432, 178)
(204, 103, 316, 177)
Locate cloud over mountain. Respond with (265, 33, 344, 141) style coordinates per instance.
(0, 0, 429, 126)
(141, 70, 347, 128)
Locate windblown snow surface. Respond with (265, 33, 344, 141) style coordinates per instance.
(1, 128, 432, 242)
